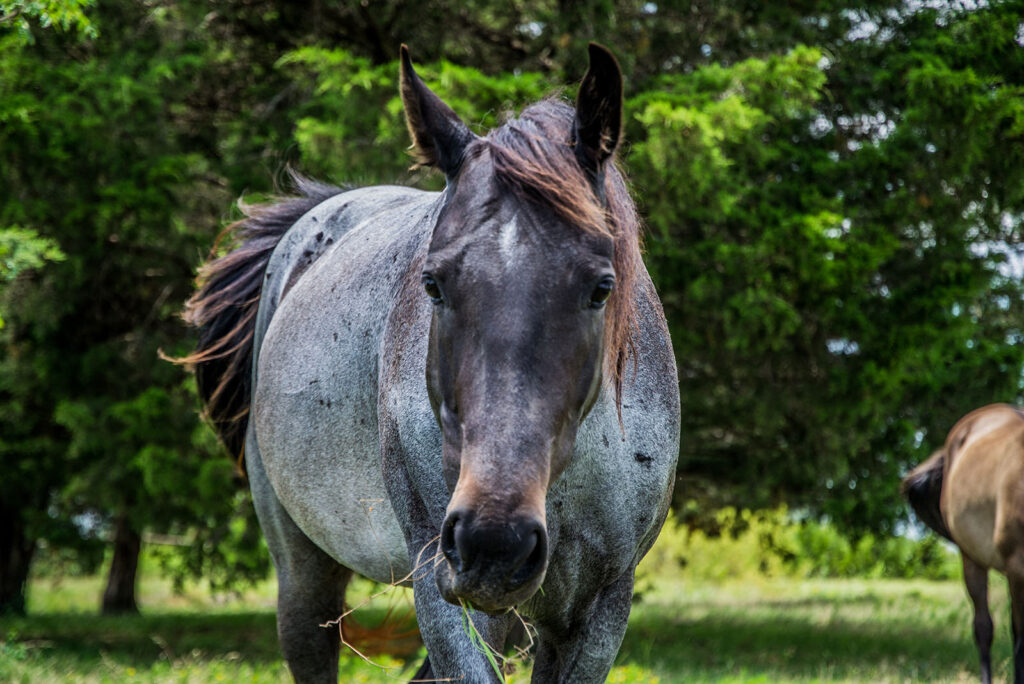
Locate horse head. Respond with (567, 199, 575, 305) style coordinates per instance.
(400, 44, 626, 614)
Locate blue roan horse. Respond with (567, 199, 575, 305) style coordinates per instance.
(182, 44, 680, 683)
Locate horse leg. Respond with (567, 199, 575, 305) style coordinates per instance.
(407, 536, 515, 682)
(247, 430, 351, 684)
(275, 553, 351, 684)
(378, 422, 516, 682)
(963, 554, 993, 684)
(1008, 572, 1024, 684)
(531, 570, 634, 683)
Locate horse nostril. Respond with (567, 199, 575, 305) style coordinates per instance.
(510, 526, 547, 587)
(509, 530, 538, 573)
(440, 513, 461, 571)
(453, 513, 476, 571)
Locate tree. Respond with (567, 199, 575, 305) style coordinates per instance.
(629, 1, 1024, 530)
(0, 0, 276, 613)
(0, 228, 64, 613)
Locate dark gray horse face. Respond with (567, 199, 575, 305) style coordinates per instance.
(423, 159, 615, 612)
(401, 44, 623, 613)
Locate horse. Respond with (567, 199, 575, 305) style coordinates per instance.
(179, 43, 680, 683)
(903, 403, 1024, 684)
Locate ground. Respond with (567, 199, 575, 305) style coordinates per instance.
(0, 570, 1009, 683)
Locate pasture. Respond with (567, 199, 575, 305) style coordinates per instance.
(1, 543, 1010, 683)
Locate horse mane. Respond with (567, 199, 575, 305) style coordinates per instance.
(172, 174, 343, 468)
(485, 99, 648, 411)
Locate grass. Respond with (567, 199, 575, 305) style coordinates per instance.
(617, 576, 1008, 683)
(2, 570, 1013, 683)
(1, 572, 417, 683)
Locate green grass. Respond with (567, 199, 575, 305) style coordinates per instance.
(1, 571, 1013, 682)
(617, 576, 1008, 683)
(1, 573, 418, 683)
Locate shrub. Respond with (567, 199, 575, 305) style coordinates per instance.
(637, 507, 959, 589)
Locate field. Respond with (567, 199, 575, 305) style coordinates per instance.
(0, 568, 1012, 683)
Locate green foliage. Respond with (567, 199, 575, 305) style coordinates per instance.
(628, 46, 870, 518)
(781, 519, 957, 580)
(637, 509, 958, 589)
(625, 3, 1024, 531)
(0, 228, 63, 282)
(54, 383, 270, 591)
(0, 0, 272, 607)
(0, 0, 96, 44)
(0, 227, 64, 329)
(282, 47, 551, 185)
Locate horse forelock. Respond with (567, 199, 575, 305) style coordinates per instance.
(482, 99, 646, 412)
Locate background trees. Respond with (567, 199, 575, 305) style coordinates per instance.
(1, 0, 1022, 612)
(632, 3, 1024, 530)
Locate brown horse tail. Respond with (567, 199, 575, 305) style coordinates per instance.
(173, 173, 342, 468)
(900, 451, 953, 542)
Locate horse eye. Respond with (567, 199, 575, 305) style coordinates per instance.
(422, 275, 443, 304)
(589, 278, 614, 309)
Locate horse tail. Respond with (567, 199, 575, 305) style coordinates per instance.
(173, 173, 342, 469)
(901, 451, 953, 542)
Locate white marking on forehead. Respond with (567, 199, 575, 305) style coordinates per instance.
(498, 215, 520, 267)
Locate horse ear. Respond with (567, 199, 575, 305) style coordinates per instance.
(573, 43, 623, 181)
(400, 45, 476, 178)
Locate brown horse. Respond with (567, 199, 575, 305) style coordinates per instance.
(903, 403, 1024, 684)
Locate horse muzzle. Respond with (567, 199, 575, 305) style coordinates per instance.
(435, 508, 548, 614)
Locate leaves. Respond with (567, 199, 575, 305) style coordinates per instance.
(0, 227, 63, 280)
(0, 0, 96, 44)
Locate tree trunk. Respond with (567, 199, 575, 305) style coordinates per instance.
(101, 514, 141, 615)
(0, 503, 36, 616)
